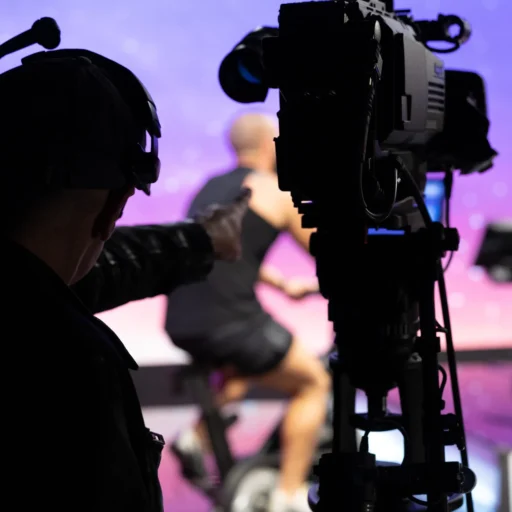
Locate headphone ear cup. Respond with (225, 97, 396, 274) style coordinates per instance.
(138, 152, 160, 182)
(128, 144, 160, 194)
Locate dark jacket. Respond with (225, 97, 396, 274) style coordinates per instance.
(5, 222, 213, 511)
(73, 221, 214, 314)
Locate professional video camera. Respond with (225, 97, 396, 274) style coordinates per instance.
(218, 1, 497, 511)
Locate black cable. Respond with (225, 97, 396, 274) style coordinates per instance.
(394, 158, 432, 227)
(443, 170, 455, 272)
(443, 251, 454, 272)
(395, 161, 474, 512)
(444, 172, 453, 226)
(358, 63, 398, 223)
(435, 320, 447, 333)
(388, 420, 411, 464)
(438, 266, 475, 512)
(438, 364, 448, 396)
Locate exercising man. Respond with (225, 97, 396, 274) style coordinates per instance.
(166, 112, 330, 512)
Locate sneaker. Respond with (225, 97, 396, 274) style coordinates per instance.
(268, 486, 311, 512)
(170, 430, 211, 491)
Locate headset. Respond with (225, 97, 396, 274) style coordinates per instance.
(0, 18, 161, 195)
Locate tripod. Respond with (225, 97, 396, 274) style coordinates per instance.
(307, 206, 477, 511)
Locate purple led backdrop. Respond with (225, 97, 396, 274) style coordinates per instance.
(1, 4, 510, 512)
(1, 0, 511, 363)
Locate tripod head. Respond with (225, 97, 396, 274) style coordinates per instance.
(218, 1, 498, 510)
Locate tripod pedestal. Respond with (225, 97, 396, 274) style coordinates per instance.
(308, 222, 475, 512)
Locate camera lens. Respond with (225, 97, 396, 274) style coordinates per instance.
(236, 53, 262, 85)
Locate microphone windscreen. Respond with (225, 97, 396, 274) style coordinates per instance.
(32, 17, 61, 50)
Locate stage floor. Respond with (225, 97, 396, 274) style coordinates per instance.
(144, 362, 511, 512)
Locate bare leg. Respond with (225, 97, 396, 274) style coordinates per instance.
(253, 339, 330, 497)
(176, 340, 329, 508)
(172, 370, 250, 484)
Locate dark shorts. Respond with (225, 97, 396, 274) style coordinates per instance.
(172, 314, 293, 376)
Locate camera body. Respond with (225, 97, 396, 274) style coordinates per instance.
(265, 0, 445, 149)
(219, 1, 496, 220)
(263, 0, 444, 226)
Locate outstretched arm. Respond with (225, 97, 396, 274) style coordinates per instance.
(285, 201, 317, 254)
(280, 196, 321, 299)
(72, 222, 214, 314)
(258, 265, 286, 292)
(259, 265, 320, 299)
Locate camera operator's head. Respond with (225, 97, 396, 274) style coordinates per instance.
(0, 57, 143, 284)
(228, 112, 278, 174)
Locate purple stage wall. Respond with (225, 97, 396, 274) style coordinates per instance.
(1, 0, 511, 358)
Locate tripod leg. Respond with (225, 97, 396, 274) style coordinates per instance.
(418, 280, 449, 512)
(397, 352, 425, 464)
(330, 350, 358, 453)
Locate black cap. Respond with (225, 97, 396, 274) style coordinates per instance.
(0, 56, 139, 190)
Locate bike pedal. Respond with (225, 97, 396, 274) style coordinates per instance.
(186, 475, 217, 497)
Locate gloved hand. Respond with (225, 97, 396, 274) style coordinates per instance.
(195, 188, 251, 262)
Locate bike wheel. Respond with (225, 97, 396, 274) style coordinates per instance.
(218, 454, 281, 512)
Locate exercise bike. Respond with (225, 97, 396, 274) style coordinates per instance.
(172, 351, 358, 512)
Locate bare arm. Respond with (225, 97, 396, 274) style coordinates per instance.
(283, 198, 317, 253)
(259, 265, 286, 291)
(278, 197, 322, 297)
